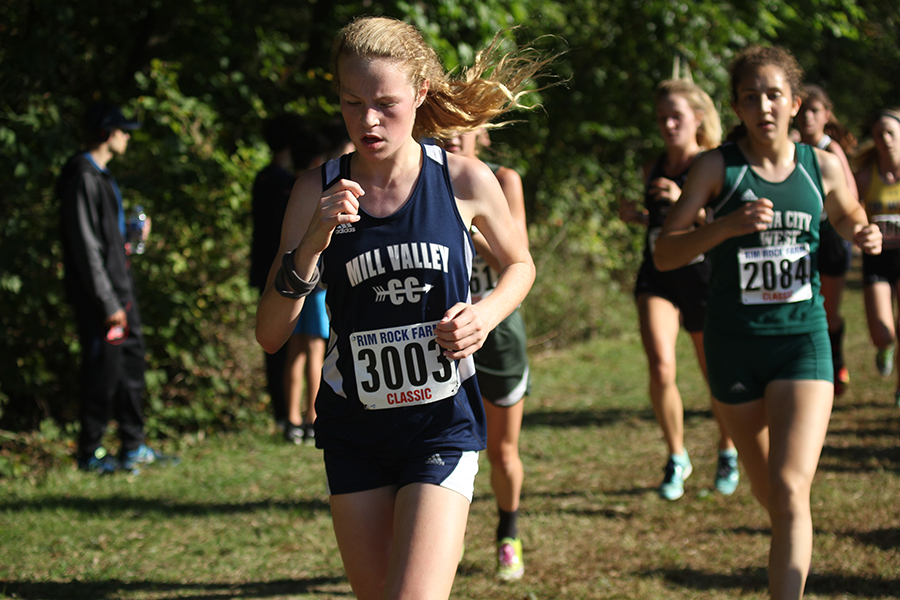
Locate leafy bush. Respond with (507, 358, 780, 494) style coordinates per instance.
(0, 95, 82, 430)
(0, 61, 272, 436)
(523, 164, 644, 347)
(126, 60, 275, 436)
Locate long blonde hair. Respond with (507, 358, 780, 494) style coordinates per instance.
(655, 79, 722, 150)
(331, 16, 554, 139)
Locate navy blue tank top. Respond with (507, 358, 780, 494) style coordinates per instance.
(314, 144, 487, 457)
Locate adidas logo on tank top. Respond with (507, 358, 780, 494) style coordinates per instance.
(741, 188, 759, 202)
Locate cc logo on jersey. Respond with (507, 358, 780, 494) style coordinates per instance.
(374, 277, 434, 305)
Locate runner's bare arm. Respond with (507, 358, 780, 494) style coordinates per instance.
(256, 170, 363, 353)
(470, 165, 527, 273)
(819, 148, 881, 255)
(439, 155, 535, 359)
(654, 150, 772, 270)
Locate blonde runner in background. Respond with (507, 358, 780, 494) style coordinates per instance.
(619, 79, 738, 501)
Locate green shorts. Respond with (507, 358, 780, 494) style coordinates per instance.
(474, 309, 530, 407)
(704, 328, 832, 405)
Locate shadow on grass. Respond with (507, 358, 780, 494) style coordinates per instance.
(523, 407, 651, 428)
(724, 526, 900, 550)
(523, 408, 712, 429)
(805, 571, 900, 597)
(711, 525, 770, 537)
(847, 527, 900, 551)
(643, 567, 900, 597)
(641, 566, 767, 592)
(520, 488, 652, 500)
(830, 401, 896, 412)
(818, 444, 899, 473)
(0, 577, 351, 600)
(514, 489, 639, 518)
(0, 495, 330, 516)
(455, 562, 487, 578)
(602, 486, 657, 497)
(826, 425, 900, 438)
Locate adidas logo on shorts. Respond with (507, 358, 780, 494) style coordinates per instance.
(425, 453, 445, 466)
(334, 223, 356, 234)
(729, 381, 748, 393)
(741, 189, 759, 202)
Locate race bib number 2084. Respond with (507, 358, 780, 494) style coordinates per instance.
(738, 243, 812, 305)
(349, 321, 460, 410)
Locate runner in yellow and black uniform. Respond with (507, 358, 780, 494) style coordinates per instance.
(855, 108, 900, 402)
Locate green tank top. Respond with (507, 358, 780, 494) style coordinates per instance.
(484, 160, 501, 175)
(705, 142, 827, 335)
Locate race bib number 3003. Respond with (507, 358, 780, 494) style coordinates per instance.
(349, 321, 460, 410)
(738, 243, 812, 305)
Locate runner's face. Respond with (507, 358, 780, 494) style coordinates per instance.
(656, 93, 700, 151)
(733, 64, 800, 144)
(796, 99, 829, 141)
(339, 56, 427, 159)
(873, 116, 900, 162)
(436, 132, 478, 158)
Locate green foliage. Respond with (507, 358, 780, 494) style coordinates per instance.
(124, 60, 272, 436)
(1, 0, 899, 435)
(0, 95, 81, 430)
(523, 165, 644, 345)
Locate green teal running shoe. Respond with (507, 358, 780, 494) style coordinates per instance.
(659, 451, 692, 501)
(714, 450, 740, 495)
(496, 537, 524, 581)
(119, 444, 180, 473)
(77, 447, 119, 475)
(876, 346, 894, 377)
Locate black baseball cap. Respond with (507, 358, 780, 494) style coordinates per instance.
(84, 102, 141, 132)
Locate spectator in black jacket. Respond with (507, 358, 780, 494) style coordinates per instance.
(58, 101, 176, 474)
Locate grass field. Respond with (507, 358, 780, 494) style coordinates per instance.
(1, 267, 898, 599)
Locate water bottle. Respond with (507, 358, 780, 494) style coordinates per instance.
(128, 206, 146, 254)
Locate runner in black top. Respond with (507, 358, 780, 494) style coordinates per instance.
(619, 79, 738, 500)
